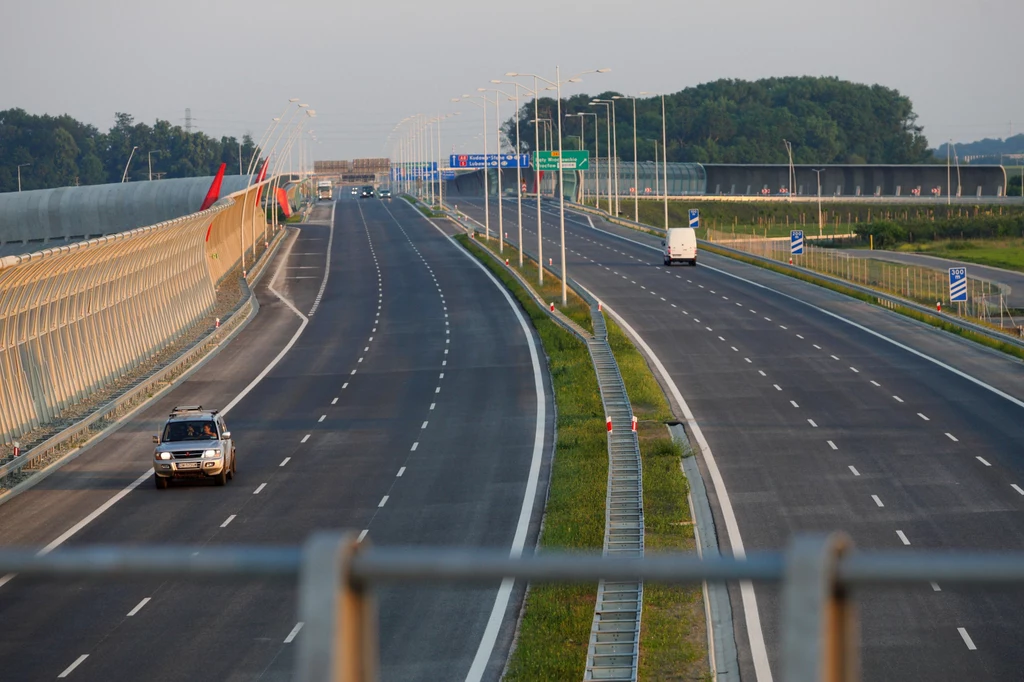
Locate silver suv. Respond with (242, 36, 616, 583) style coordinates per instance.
(153, 406, 236, 489)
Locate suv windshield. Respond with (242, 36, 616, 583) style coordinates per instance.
(163, 420, 218, 442)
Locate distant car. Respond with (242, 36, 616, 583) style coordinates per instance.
(360, 185, 375, 198)
(378, 188, 392, 199)
(351, 188, 358, 195)
(153, 405, 236, 488)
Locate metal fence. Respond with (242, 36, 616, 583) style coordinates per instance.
(704, 229, 1018, 329)
(6, 531, 1024, 681)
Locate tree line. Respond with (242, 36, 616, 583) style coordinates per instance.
(0, 108, 259, 193)
(502, 76, 933, 165)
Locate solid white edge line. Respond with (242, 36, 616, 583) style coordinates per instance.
(307, 201, 335, 316)
(392, 201, 547, 682)
(58, 654, 89, 678)
(584, 291, 774, 682)
(576, 215, 1024, 412)
(284, 621, 304, 643)
(127, 597, 151, 617)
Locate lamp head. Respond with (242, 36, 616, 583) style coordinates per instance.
(298, 103, 309, 107)
(597, 68, 611, 73)
(567, 77, 582, 83)
(289, 98, 300, 102)
(505, 72, 518, 77)
(490, 79, 502, 84)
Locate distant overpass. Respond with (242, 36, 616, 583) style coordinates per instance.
(314, 158, 390, 184)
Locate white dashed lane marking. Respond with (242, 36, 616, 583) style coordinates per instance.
(127, 598, 151, 617)
(220, 515, 236, 528)
(58, 655, 89, 678)
(896, 530, 911, 545)
(284, 622, 304, 644)
(253, 483, 267, 495)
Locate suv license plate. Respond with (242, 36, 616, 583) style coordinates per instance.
(177, 462, 201, 469)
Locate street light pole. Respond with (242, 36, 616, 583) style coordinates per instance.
(121, 146, 139, 183)
(661, 95, 667, 229)
(478, 89, 505, 253)
(17, 163, 31, 192)
(147, 150, 165, 182)
(613, 96, 639, 222)
(813, 168, 825, 237)
(783, 139, 795, 199)
(507, 67, 609, 305)
(454, 96, 490, 240)
(589, 101, 612, 214)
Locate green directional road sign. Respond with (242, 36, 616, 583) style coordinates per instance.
(533, 150, 590, 171)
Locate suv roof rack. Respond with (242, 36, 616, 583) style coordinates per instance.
(170, 405, 203, 415)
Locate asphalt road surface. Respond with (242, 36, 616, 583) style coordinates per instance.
(458, 196, 1024, 682)
(0, 195, 552, 682)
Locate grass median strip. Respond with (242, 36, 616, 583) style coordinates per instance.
(606, 316, 708, 680)
(456, 234, 606, 680)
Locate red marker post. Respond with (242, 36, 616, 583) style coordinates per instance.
(215, 317, 221, 329)
(12, 441, 20, 458)
(550, 302, 555, 312)
(606, 416, 613, 434)
(631, 416, 637, 432)
(936, 301, 942, 312)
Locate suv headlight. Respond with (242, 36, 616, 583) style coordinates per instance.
(203, 449, 221, 459)
(157, 452, 171, 460)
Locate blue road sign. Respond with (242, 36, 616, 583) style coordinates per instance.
(441, 170, 456, 180)
(949, 267, 968, 302)
(449, 154, 530, 169)
(688, 209, 700, 228)
(790, 230, 804, 255)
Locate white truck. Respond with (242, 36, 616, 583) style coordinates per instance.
(316, 180, 333, 200)
(662, 227, 698, 266)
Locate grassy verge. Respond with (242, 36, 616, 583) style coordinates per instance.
(455, 234, 607, 680)
(467, 231, 594, 334)
(605, 317, 709, 680)
(895, 238, 1024, 274)
(700, 242, 1024, 361)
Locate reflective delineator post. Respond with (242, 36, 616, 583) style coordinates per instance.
(549, 258, 553, 266)
(12, 441, 19, 458)
(550, 302, 555, 312)
(215, 318, 221, 329)
(505, 258, 509, 266)
(598, 301, 602, 312)
(937, 301, 942, 312)
(631, 416, 637, 432)
(606, 416, 613, 433)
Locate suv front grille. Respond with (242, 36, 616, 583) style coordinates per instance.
(173, 451, 204, 459)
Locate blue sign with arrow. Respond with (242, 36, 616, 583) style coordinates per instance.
(449, 154, 530, 169)
(688, 209, 700, 228)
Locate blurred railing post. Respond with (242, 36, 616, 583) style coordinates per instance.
(297, 532, 379, 682)
(781, 533, 859, 682)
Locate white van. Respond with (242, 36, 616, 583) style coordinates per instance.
(662, 227, 697, 266)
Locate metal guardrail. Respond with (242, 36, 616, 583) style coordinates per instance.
(8, 532, 1024, 681)
(568, 202, 1024, 352)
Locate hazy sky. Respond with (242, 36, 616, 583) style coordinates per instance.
(3, 0, 1021, 163)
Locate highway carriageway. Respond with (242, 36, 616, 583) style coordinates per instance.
(457, 195, 1024, 682)
(0, 194, 553, 682)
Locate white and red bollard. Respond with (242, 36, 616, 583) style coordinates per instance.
(606, 416, 613, 434)
(549, 258, 553, 266)
(12, 441, 20, 458)
(789, 257, 793, 265)
(598, 301, 602, 312)
(215, 317, 221, 329)
(936, 301, 942, 312)
(550, 302, 555, 312)
(631, 415, 638, 432)
(505, 258, 509, 266)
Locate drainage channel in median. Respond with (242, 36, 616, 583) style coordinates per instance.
(443, 205, 645, 682)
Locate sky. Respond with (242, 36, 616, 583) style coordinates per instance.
(3, 0, 1022, 164)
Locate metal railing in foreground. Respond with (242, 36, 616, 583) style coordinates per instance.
(4, 531, 1024, 682)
